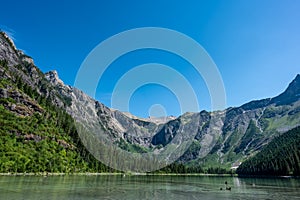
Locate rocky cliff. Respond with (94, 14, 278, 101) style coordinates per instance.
(1, 31, 300, 171)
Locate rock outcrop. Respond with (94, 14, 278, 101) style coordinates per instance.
(1, 31, 300, 169)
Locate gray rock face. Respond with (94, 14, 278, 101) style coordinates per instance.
(0, 32, 69, 111)
(0, 32, 20, 66)
(1, 31, 300, 168)
(59, 74, 300, 167)
(45, 70, 64, 86)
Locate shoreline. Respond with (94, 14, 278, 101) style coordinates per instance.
(0, 172, 123, 176)
(0, 172, 236, 176)
(0, 172, 297, 178)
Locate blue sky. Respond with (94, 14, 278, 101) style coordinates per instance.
(1, 0, 299, 117)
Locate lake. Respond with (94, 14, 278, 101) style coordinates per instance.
(0, 175, 299, 199)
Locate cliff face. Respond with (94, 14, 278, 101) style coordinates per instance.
(48, 53, 300, 168)
(1, 31, 300, 170)
(0, 32, 19, 66)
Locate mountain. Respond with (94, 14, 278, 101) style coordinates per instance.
(236, 126, 300, 176)
(0, 31, 300, 173)
(0, 32, 113, 173)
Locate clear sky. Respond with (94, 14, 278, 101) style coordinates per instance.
(1, 0, 299, 117)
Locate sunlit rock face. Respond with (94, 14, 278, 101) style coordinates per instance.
(1, 31, 300, 168)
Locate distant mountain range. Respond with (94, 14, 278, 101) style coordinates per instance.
(0, 31, 299, 173)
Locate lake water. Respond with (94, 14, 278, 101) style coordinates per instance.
(0, 175, 299, 199)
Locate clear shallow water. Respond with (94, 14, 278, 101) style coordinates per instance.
(0, 175, 299, 200)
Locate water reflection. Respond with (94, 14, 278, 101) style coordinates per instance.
(0, 175, 299, 200)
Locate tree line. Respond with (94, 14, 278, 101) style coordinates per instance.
(237, 126, 300, 176)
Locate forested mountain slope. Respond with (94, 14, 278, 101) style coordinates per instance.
(1, 31, 300, 173)
(237, 126, 300, 176)
(0, 32, 113, 173)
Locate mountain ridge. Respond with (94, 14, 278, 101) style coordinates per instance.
(1, 31, 300, 172)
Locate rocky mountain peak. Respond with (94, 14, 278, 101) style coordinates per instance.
(45, 70, 64, 86)
(241, 74, 300, 110)
(0, 31, 20, 66)
(0, 31, 35, 66)
(270, 74, 300, 106)
(1, 32, 300, 171)
(0, 31, 17, 50)
(282, 74, 300, 95)
(288, 74, 300, 92)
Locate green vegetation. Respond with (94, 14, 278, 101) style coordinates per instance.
(237, 126, 300, 176)
(234, 120, 261, 154)
(0, 104, 82, 173)
(0, 60, 115, 174)
(154, 162, 233, 174)
(118, 138, 149, 153)
(1, 56, 300, 175)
